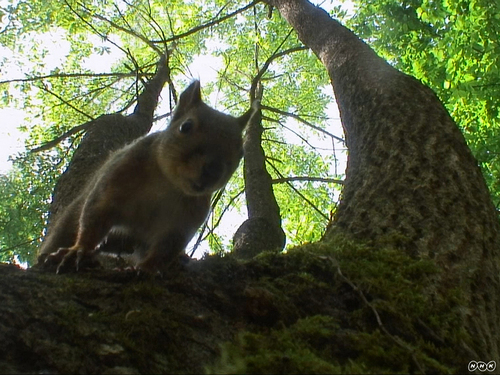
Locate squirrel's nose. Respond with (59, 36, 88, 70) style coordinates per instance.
(200, 160, 223, 187)
(192, 160, 224, 193)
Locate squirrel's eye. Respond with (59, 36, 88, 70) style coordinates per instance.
(179, 120, 194, 134)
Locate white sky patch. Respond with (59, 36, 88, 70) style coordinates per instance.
(0, 28, 72, 172)
(0, 108, 26, 172)
(186, 54, 222, 84)
(80, 35, 125, 73)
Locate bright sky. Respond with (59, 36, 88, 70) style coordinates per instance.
(0, 1, 350, 174)
(0, 108, 25, 170)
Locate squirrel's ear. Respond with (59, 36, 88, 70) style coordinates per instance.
(237, 100, 260, 130)
(173, 80, 202, 119)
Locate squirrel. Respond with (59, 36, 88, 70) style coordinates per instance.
(38, 80, 254, 274)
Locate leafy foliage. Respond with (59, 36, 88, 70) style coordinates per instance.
(0, 152, 58, 265)
(1, 1, 343, 265)
(4, 0, 497, 265)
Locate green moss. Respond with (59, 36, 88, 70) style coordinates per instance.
(47, 272, 197, 373)
(211, 235, 465, 374)
(210, 316, 343, 374)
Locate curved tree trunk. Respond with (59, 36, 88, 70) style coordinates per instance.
(264, 0, 500, 363)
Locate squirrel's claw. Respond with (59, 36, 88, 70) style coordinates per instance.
(40, 247, 99, 274)
(55, 248, 78, 274)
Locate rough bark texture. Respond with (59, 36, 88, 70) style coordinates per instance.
(233, 102, 286, 259)
(0, 262, 238, 374)
(47, 55, 172, 226)
(0, 248, 363, 374)
(265, 0, 500, 363)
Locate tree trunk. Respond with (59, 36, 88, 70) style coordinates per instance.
(265, 0, 500, 364)
(233, 99, 286, 259)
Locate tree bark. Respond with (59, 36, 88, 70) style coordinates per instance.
(264, 0, 500, 364)
(0, 262, 239, 374)
(233, 100, 286, 258)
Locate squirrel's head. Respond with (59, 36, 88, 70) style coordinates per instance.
(157, 80, 255, 196)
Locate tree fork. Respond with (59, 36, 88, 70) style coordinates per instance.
(264, 0, 500, 364)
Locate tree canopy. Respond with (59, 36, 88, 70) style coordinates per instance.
(0, 0, 342, 265)
(0, 0, 498, 266)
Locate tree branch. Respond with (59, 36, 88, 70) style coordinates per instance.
(155, 1, 259, 44)
(0, 72, 140, 86)
(262, 104, 345, 143)
(39, 82, 95, 121)
(189, 188, 245, 257)
(267, 117, 321, 150)
(267, 160, 329, 221)
(76, 1, 163, 55)
(0, 237, 41, 253)
(30, 122, 90, 154)
(250, 29, 307, 100)
(273, 176, 344, 185)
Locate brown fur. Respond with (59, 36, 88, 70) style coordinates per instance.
(39, 81, 253, 273)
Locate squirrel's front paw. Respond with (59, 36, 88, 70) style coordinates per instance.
(44, 248, 100, 274)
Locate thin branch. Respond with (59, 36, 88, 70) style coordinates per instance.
(164, 4, 176, 42)
(262, 104, 345, 144)
(250, 32, 306, 99)
(253, 4, 260, 76)
(76, 1, 163, 54)
(267, 160, 329, 221)
(113, 81, 138, 113)
(221, 74, 247, 93)
(332, 136, 338, 175)
(153, 110, 173, 123)
(39, 82, 94, 121)
(213, 1, 230, 19)
(189, 182, 247, 257)
(64, 0, 126, 57)
(30, 122, 91, 153)
(0, 72, 139, 86)
(189, 188, 225, 257)
(208, 188, 246, 237)
(113, 1, 135, 36)
(33, 80, 134, 155)
(273, 176, 344, 185)
(59, 74, 131, 111)
(154, 1, 259, 44)
(273, 117, 319, 150)
(261, 137, 287, 145)
(0, 237, 41, 253)
(215, 55, 232, 105)
(142, 0, 169, 51)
